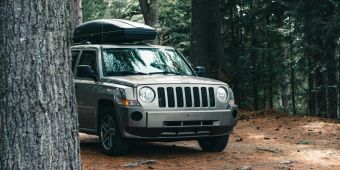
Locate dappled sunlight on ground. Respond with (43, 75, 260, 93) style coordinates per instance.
(80, 110, 340, 170)
(294, 148, 340, 166)
(302, 121, 340, 135)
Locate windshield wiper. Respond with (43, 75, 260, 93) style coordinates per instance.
(149, 71, 183, 75)
(107, 71, 149, 76)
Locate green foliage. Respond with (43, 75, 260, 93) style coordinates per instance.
(222, 0, 339, 118)
(158, 0, 191, 56)
(82, 0, 142, 22)
(82, 0, 109, 21)
(81, 0, 340, 118)
(82, 0, 191, 56)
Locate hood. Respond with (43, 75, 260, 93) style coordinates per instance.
(102, 75, 226, 87)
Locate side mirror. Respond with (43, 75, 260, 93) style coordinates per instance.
(194, 66, 206, 77)
(77, 65, 95, 78)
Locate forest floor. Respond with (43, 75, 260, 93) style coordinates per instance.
(80, 110, 340, 170)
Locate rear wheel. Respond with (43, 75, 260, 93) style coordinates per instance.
(98, 107, 129, 155)
(198, 135, 229, 152)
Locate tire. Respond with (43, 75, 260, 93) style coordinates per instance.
(198, 135, 229, 152)
(98, 107, 129, 155)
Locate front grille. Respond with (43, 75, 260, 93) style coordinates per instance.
(157, 86, 215, 108)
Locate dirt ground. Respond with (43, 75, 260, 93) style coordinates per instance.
(80, 110, 340, 170)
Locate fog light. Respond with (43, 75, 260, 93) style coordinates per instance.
(232, 110, 238, 120)
(130, 111, 143, 121)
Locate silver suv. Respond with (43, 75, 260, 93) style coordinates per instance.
(71, 44, 238, 155)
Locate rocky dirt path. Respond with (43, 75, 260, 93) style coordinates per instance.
(80, 111, 340, 170)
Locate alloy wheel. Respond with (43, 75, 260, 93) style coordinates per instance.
(100, 114, 116, 150)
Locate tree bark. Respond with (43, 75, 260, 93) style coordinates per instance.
(139, 0, 158, 27)
(191, 0, 209, 72)
(308, 51, 317, 115)
(227, 0, 241, 106)
(191, 0, 226, 80)
(250, 0, 258, 110)
(0, 1, 81, 169)
(337, 45, 340, 119)
(326, 40, 337, 118)
(72, 0, 83, 30)
(282, 46, 291, 112)
(290, 36, 296, 115)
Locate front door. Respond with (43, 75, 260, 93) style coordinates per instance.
(74, 49, 98, 129)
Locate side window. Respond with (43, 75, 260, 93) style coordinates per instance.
(71, 50, 80, 71)
(77, 50, 97, 77)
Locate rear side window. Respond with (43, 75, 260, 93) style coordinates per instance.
(71, 50, 80, 71)
(77, 50, 97, 77)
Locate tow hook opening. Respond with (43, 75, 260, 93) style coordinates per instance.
(232, 110, 238, 120)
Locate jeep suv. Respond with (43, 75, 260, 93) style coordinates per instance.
(71, 44, 238, 155)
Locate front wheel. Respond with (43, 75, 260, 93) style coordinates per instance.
(198, 135, 229, 152)
(99, 107, 129, 155)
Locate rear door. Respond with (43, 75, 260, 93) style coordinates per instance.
(74, 49, 99, 129)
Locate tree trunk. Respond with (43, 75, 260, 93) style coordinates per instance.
(290, 37, 296, 115)
(191, 0, 226, 80)
(326, 40, 337, 118)
(0, 1, 81, 169)
(138, 0, 158, 27)
(282, 46, 291, 112)
(227, 0, 241, 106)
(268, 52, 273, 109)
(337, 45, 340, 119)
(250, 0, 258, 110)
(308, 53, 317, 115)
(72, 0, 83, 30)
(265, 15, 273, 109)
(191, 0, 209, 73)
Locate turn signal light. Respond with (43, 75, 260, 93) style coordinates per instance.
(121, 99, 139, 107)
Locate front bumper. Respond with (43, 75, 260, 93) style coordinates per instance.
(115, 105, 238, 140)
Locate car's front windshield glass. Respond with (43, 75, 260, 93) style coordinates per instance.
(102, 48, 194, 76)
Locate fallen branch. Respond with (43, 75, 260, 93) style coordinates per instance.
(255, 147, 280, 153)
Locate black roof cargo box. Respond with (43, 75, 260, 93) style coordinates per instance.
(72, 19, 157, 44)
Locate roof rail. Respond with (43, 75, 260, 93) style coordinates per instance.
(71, 41, 91, 46)
(71, 41, 153, 46)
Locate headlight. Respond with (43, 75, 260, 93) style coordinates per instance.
(217, 87, 228, 102)
(139, 87, 155, 103)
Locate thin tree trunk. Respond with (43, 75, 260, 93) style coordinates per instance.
(191, 0, 209, 71)
(308, 46, 317, 115)
(191, 0, 226, 80)
(237, 2, 245, 108)
(336, 6, 340, 119)
(228, 0, 241, 106)
(290, 38, 296, 115)
(282, 45, 291, 112)
(268, 55, 273, 108)
(250, 0, 258, 110)
(0, 1, 81, 169)
(337, 45, 340, 119)
(326, 40, 337, 118)
(266, 15, 273, 109)
(72, 0, 83, 30)
(262, 51, 267, 109)
(139, 0, 158, 27)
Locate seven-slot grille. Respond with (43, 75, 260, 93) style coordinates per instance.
(157, 87, 215, 108)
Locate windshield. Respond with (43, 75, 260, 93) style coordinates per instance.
(102, 48, 194, 76)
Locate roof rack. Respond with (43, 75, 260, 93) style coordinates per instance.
(72, 19, 157, 44)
